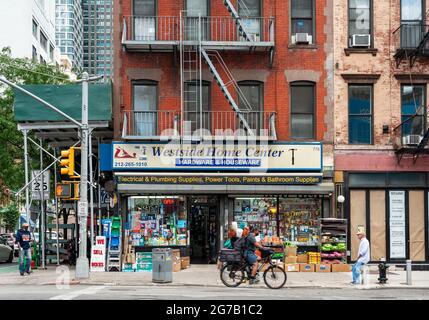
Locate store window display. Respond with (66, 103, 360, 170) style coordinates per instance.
(233, 197, 278, 237)
(278, 196, 321, 246)
(127, 196, 188, 247)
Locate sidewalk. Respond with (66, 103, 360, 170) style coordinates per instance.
(1, 264, 429, 289)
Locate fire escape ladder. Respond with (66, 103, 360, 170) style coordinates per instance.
(223, 0, 252, 42)
(200, 47, 254, 135)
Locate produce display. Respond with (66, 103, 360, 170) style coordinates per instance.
(319, 218, 348, 264)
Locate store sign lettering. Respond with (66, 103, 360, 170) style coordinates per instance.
(112, 142, 322, 172)
(116, 175, 322, 185)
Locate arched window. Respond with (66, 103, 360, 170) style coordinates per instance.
(290, 81, 315, 139)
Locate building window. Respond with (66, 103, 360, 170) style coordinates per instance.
(40, 31, 48, 51)
(32, 19, 38, 38)
(132, 81, 158, 136)
(291, 0, 314, 43)
(348, 85, 372, 144)
(49, 44, 54, 61)
(238, 0, 262, 41)
(185, 0, 209, 41)
(348, 0, 371, 47)
(290, 81, 315, 139)
(238, 81, 264, 134)
(184, 81, 210, 133)
(400, 0, 424, 48)
(133, 0, 156, 41)
(32, 46, 37, 61)
(401, 85, 426, 138)
(40, 55, 46, 65)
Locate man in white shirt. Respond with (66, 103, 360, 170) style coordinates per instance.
(351, 230, 370, 285)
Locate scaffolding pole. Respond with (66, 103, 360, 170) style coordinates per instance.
(89, 130, 94, 245)
(97, 137, 102, 236)
(23, 130, 30, 226)
(54, 148, 60, 265)
(40, 138, 46, 269)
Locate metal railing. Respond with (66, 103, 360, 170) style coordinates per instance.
(122, 110, 277, 138)
(393, 24, 429, 51)
(122, 15, 275, 44)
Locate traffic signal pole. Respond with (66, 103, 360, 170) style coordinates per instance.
(76, 72, 90, 278)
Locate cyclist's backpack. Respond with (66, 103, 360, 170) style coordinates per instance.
(233, 236, 248, 254)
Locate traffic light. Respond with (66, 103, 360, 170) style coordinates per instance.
(60, 147, 78, 177)
(55, 183, 72, 198)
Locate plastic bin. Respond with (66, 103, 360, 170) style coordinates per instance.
(152, 248, 173, 283)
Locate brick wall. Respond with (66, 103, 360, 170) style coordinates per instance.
(114, 0, 333, 161)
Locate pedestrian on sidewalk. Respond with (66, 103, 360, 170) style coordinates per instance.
(351, 230, 370, 285)
(15, 223, 32, 276)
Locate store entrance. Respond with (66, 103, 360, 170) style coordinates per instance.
(189, 196, 219, 264)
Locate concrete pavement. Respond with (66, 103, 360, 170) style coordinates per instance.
(0, 264, 429, 290)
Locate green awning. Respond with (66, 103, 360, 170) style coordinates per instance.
(13, 83, 112, 122)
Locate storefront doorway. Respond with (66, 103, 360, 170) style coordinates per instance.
(189, 196, 219, 264)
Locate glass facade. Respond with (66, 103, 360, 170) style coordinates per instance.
(55, 0, 84, 70)
(82, 0, 113, 81)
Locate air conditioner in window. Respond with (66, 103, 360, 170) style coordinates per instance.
(402, 134, 423, 145)
(292, 33, 313, 45)
(350, 34, 371, 47)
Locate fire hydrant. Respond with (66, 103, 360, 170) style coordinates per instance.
(378, 258, 389, 284)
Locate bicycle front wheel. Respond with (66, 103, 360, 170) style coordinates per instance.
(220, 264, 245, 288)
(263, 265, 287, 289)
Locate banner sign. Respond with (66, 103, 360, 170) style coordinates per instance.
(90, 236, 106, 272)
(116, 174, 322, 185)
(111, 142, 322, 172)
(389, 191, 406, 259)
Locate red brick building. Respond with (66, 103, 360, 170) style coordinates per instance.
(108, 0, 335, 264)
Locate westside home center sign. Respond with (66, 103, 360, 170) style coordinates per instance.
(112, 142, 322, 172)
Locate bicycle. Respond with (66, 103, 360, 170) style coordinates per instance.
(219, 248, 287, 289)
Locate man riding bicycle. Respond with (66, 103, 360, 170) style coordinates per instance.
(241, 226, 265, 285)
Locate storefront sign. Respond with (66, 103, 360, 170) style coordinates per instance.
(109, 142, 322, 172)
(389, 191, 406, 259)
(90, 236, 106, 272)
(116, 174, 323, 185)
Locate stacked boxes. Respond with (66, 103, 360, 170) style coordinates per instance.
(297, 254, 308, 263)
(181, 256, 190, 269)
(136, 252, 152, 272)
(315, 264, 331, 272)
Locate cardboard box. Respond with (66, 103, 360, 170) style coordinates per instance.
(284, 256, 297, 264)
(300, 263, 315, 272)
(285, 247, 297, 257)
(331, 264, 351, 272)
(172, 249, 181, 258)
(315, 264, 331, 273)
(181, 257, 190, 269)
(173, 261, 182, 272)
(297, 254, 308, 263)
(284, 263, 300, 272)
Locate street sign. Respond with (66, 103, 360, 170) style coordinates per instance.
(78, 201, 88, 217)
(31, 170, 50, 200)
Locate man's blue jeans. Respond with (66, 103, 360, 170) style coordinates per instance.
(352, 261, 364, 284)
(19, 248, 31, 274)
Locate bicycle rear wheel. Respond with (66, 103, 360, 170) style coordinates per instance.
(220, 264, 245, 288)
(263, 265, 287, 289)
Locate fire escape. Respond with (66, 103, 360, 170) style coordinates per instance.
(121, 0, 276, 140)
(393, 21, 429, 163)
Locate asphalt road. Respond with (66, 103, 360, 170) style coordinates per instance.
(0, 284, 427, 300)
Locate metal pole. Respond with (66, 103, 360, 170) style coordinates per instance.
(23, 130, 30, 226)
(40, 138, 46, 269)
(54, 148, 60, 265)
(89, 130, 94, 245)
(97, 137, 102, 236)
(76, 72, 90, 279)
(406, 259, 412, 285)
